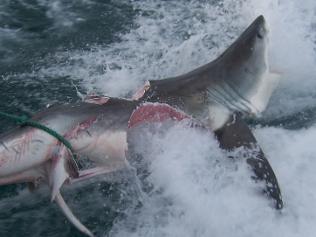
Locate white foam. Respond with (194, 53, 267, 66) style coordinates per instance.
(107, 123, 316, 237)
(109, 124, 284, 237)
(37, 0, 88, 28)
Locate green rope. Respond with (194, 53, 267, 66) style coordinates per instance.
(0, 111, 77, 160)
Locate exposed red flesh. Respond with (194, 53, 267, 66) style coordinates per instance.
(128, 103, 190, 128)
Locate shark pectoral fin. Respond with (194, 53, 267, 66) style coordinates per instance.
(49, 148, 94, 236)
(50, 159, 68, 202)
(246, 156, 283, 209)
(215, 114, 283, 209)
(55, 191, 94, 237)
(50, 146, 79, 201)
(70, 166, 125, 184)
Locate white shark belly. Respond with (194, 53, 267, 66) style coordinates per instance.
(0, 129, 55, 177)
(72, 130, 128, 169)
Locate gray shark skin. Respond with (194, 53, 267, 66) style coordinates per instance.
(140, 15, 279, 126)
(137, 15, 283, 209)
(214, 114, 283, 209)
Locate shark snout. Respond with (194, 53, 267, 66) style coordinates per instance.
(241, 15, 268, 45)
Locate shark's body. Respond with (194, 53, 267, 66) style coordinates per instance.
(0, 15, 283, 236)
(135, 15, 282, 209)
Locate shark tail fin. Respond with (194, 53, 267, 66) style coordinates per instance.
(55, 191, 94, 237)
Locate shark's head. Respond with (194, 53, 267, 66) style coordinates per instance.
(208, 16, 278, 122)
(235, 15, 268, 59)
(219, 15, 269, 87)
(136, 16, 279, 130)
(205, 16, 279, 130)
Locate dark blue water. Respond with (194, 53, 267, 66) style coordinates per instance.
(1, 0, 316, 237)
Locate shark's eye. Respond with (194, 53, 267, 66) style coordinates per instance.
(257, 32, 263, 39)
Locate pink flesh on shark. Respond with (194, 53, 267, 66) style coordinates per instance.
(69, 103, 194, 183)
(0, 101, 195, 237)
(132, 81, 150, 100)
(83, 95, 110, 105)
(128, 103, 190, 128)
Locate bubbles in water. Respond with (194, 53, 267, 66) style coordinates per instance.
(112, 123, 269, 237)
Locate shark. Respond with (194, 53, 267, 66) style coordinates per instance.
(0, 15, 282, 236)
(135, 15, 283, 209)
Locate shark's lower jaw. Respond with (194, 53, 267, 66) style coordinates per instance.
(204, 69, 280, 131)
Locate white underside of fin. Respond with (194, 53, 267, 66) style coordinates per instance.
(49, 146, 70, 201)
(73, 131, 128, 167)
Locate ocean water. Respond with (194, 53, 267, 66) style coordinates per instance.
(0, 0, 316, 236)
